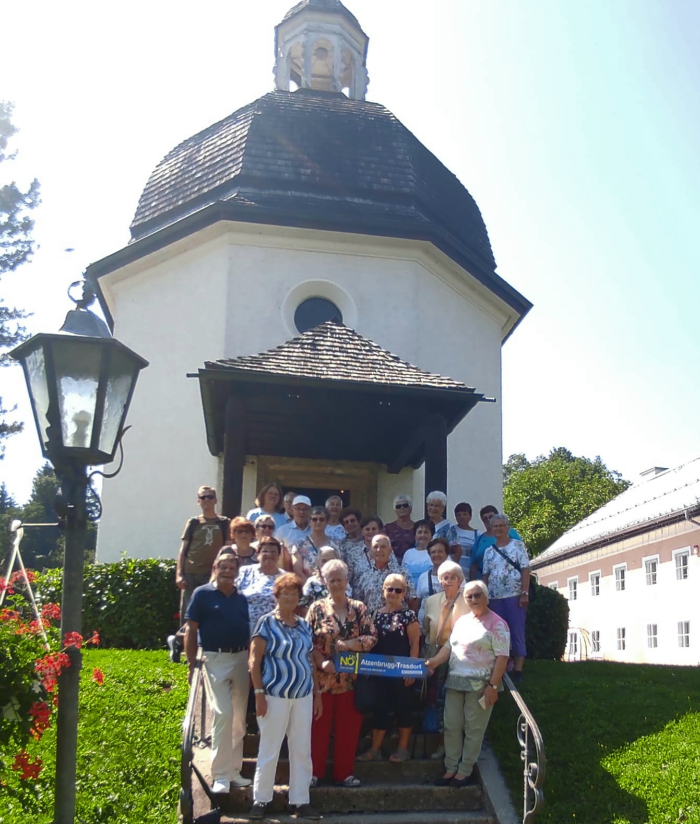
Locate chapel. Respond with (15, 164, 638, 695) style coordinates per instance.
(88, 0, 531, 562)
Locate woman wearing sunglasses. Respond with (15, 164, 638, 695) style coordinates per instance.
(357, 572, 420, 764)
(426, 579, 509, 787)
(292, 507, 339, 583)
(253, 515, 292, 571)
(383, 494, 415, 562)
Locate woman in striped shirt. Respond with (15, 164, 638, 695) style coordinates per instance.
(248, 573, 323, 820)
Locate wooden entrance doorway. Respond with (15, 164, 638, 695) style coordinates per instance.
(256, 456, 378, 516)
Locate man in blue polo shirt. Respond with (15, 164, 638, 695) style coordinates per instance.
(185, 553, 251, 794)
(470, 505, 523, 580)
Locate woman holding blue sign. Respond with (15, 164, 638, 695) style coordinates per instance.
(357, 573, 420, 764)
(426, 580, 509, 787)
(308, 559, 377, 788)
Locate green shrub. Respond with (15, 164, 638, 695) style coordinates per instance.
(526, 582, 569, 659)
(35, 559, 179, 650)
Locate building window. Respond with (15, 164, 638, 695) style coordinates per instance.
(616, 627, 626, 650)
(647, 624, 658, 648)
(644, 558, 658, 586)
(614, 565, 626, 592)
(678, 621, 690, 648)
(294, 297, 342, 334)
(548, 582, 558, 590)
(568, 631, 578, 657)
(591, 630, 600, 653)
(568, 577, 578, 601)
(675, 550, 690, 581)
(589, 572, 600, 597)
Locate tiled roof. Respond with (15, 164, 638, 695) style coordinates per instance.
(534, 457, 700, 566)
(282, 0, 363, 30)
(130, 89, 497, 272)
(205, 319, 477, 393)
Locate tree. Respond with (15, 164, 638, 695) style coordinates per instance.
(0, 481, 21, 567)
(503, 447, 630, 557)
(0, 100, 41, 456)
(4, 465, 97, 571)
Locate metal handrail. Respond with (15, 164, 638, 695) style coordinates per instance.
(503, 673, 546, 823)
(180, 650, 215, 824)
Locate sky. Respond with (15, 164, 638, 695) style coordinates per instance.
(2, 0, 699, 504)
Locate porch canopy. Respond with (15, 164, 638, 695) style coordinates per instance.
(192, 320, 487, 517)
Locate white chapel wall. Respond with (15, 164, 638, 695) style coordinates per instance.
(97, 224, 511, 561)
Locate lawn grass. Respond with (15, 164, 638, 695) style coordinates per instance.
(487, 660, 700, 824)
(0, 650, 188, 824)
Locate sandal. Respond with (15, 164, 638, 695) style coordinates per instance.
(389, 748, 411, 763)
(335, 775, 361, 787)
(356, 748, 382, 762)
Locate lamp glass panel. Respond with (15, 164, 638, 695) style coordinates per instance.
(98, 347, 138, 456)
(24, 345, 51, 451)
(52, 340, 102, 450)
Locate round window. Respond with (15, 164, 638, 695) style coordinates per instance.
(294, 297, 342, 334)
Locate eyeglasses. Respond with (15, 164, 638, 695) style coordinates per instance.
(385, 587, 405, 594)
(311, 517, 326, 523)
(395, 502, 411, 509)
(198, 494, 215, 501)
(465, 593, 484, 600)
(257, 523, 275, 530)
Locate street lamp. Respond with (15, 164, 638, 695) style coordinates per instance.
(10, 281, 148, 824)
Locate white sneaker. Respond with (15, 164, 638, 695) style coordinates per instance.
(230, 774, 252, 788)
(211, 779, 230, 794)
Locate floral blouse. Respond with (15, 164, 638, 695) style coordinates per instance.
(292, 535, 340, 579)
(352, 557, 416, 614)
(372, 607, 418, 657)
(307, 597, 377, 694)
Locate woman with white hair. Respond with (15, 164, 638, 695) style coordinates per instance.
(422, 557, 465, 760)
(426, 579, 510, 787)
(308, 559, 377, 787)
(324, 495, 347, 542)
(426, 491, 461, 561)
(482, 513, 530, 683)
(383, 494, 415, 562)
(357, 573, 420, 764)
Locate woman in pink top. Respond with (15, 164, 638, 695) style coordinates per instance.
(426, 580, 509, 787)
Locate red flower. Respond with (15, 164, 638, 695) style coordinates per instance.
(41, 603, 61, 622)
(35, 651, 71, 692)
(12, 751, 43, 780)
(0, 577, 15, 596)
(11, 569, 37, 585)
(87, 630, 100, 647)
(0, 608, 20, 622)
(173, 611, 180, 621)
(29, 701, 51, 740)
(92, 667, 105, 685)
(63, 631, 84, 649)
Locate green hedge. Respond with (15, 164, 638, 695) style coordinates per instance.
(35, 559, 179, 650)
(526, 582, 569, 659)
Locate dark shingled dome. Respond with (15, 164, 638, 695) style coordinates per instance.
(130, 88, 497, 272)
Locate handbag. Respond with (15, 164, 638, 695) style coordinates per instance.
(353, 674, 376, 713)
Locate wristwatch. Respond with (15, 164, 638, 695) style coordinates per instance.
(254, 688, 265, 695)
(488, 683, 498, 690)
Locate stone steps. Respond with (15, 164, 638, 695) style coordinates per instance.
(220, 811, 496, 824)
(216, 782, 485, 815)
(241, 732, 443, 759)
(239, 756, 444, 784)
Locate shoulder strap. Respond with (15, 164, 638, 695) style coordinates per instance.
(490, 543, 521, 572)
(428, 571, 435, 596)
(184, 517, 200, 556)
(219, 518, 229, 542)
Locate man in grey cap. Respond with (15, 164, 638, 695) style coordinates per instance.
(275, 494, 312, 551)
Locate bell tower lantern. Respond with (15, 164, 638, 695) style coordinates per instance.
(274, 0, 369, 100)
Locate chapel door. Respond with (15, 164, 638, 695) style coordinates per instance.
(256, 456, 378, 516)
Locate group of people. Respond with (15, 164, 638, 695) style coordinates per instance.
(175, 482, 531, 819)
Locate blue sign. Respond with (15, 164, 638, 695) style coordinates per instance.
(334, 652, 428, 679)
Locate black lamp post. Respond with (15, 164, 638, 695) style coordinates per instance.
(10, 282, 148, 824)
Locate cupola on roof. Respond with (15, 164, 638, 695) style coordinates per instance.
(123, 2, 531, 320)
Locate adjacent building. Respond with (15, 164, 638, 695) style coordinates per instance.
(533, 459, 700, 666)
